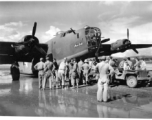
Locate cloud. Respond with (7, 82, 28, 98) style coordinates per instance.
(40, 26, 60, 43)
(0, 21, 26, 41)
(4, 21, 25, 28)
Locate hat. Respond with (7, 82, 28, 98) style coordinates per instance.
(40, 58, 43, 61)
(106, 56, 110, 60)
(46, 57, 49, 60)
(101, 56, 106, 60)
(84, 59, 88, 63)
(73, 58, 76, 62)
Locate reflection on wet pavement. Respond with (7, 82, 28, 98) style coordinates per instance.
(0, 70, 152, 117)
(19, 78, 34, 94)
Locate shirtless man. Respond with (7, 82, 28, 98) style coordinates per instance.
(95, 56, 114, 102)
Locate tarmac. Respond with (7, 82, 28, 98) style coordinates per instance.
(1, 68, 152, 117)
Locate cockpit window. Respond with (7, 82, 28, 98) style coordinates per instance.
(85, 27, 101, 48)
(85, 27, 101, 40)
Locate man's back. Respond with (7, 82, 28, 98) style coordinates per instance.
(36, 61, 44, 70)
(44, 61, 54, 72)
(78, 61, 83, 71)
(82, 63, 89, 71)
(96, 61, 110, 82)
(59, 61, 66, 70)
(72, 62, 78, 73)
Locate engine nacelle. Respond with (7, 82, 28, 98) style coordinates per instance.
(13, 35, 39, 57)
(111, 39, 131, 52)
(18, 35, 39, 45)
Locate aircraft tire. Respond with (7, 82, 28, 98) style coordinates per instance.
(10, 65, 20, 81)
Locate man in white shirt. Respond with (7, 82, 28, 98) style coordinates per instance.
(58, 58, 67, 88)
(95, 56, 114, 102)
(140, 58, 146, 70)
(34, 58, 44, 89)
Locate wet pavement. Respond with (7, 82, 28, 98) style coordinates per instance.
(1, 69, 152, 117)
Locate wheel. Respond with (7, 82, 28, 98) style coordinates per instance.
(11, 64, 20, 81)
(126, 76, 137, 88)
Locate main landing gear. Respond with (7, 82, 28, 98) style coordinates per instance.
(10, 61, 20, 81)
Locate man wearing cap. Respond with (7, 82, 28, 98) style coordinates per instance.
(95, 56, 114, 102)
(58, 57, 67, 89)
(43, 56, 55, 89)
(34, 58, 44, 89)
(82, 59, 90, 85)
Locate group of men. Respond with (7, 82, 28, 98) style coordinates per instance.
(119, 57, 147, 71)
(34, 56, 97, 90)
(34, 55, 147, 103)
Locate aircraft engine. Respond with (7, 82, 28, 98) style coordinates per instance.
(13, 35, 39, 56)
(111, 39, 131, 52)
(12, 22, 46, 58)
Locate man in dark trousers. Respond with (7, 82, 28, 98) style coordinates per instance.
(78, 59, 84, 85)
(53, 58, 59, 88)
(71, 58, 79, 88)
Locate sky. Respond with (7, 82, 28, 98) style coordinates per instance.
(0, 1, 152, 57)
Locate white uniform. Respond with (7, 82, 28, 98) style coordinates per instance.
(58, 61, 66, 86)
(140, 60, 146, 70)
(96, 61, 113, 102)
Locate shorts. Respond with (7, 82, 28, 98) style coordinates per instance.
(71, 72, 79, 79)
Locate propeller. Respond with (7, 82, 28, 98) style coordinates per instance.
(127, 28, 139, 54)
(14, 22, 47, 57)
(31, 22, 46, 56)
(32, 22, 37, 37)
(70, 28, 76, 34)
(132, 48, 139, 54)
(101, 38, 110, 44)
(127, 28, 129, 40)
(34, 45, 47, 56)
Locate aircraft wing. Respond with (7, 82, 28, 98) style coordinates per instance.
(0, 41, 48, 64)
(131, 44, 152, 49)
(0, 41, 15, 64)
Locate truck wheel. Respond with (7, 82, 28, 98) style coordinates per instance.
(126, 76, 137, 88)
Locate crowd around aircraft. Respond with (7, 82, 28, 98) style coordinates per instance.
(0, 22, 152, 76)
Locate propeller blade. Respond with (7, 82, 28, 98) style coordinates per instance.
(70, 28, 76, 34)
(34, 45, 46, 56)
(101, 38, 110, 43)
(127, 28, 129, 39)
(32, 22, 37, 37)
(132, 48, 138, 54)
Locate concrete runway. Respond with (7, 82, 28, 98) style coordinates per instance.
(1, 68, 152, 117)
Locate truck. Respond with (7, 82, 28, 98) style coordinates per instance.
(88, 69, 152, 88)
(114, 69, 152, 88)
